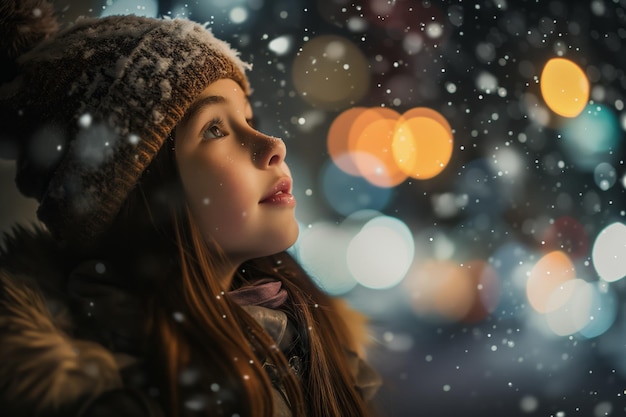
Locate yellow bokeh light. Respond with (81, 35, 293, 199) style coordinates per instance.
(392, 108, 454, 180)
(540, 57, 589, 118)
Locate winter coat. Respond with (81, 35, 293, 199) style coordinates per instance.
(0, 226, 380, 416)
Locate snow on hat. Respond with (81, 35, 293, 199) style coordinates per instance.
(0, 0, 251, 247)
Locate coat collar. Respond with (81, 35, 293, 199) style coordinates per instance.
(0, 224, 381, 413)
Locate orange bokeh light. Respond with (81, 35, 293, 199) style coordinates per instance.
(350, 108, 407, 187)
(392, 108, 454, 180)
(540, 57, 589, 118)
(327, 107, 367, 176)
(405, 260, 475, 322)
(526, 250, 576, 313)
(327, 106, 454, 186)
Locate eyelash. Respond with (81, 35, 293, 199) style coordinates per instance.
(200, 116, 256, 142)
(201, 117, 227, 141)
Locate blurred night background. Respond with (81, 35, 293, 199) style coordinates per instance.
(2, 0, 626, 416)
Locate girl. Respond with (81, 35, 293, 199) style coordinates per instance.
(0, 1, 381, 416)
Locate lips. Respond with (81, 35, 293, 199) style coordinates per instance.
(260, 178, 296, 206)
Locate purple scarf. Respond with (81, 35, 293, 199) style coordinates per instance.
(228, 278, 288, 308)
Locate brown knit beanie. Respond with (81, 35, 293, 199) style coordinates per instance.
(0, 0, 251, 247)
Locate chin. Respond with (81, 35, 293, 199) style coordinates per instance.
(238, 230, 299, 262)
(267, 223, 300, 257)
(285, 222, 300, 248)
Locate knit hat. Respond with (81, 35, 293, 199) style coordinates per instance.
(0, 0, 251, 247)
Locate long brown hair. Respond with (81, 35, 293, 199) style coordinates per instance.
(102, 136, 376, 417)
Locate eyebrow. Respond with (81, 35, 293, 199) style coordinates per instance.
(180, 95, 227, 125)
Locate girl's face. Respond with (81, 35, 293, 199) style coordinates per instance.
(174, 78, 299, 266)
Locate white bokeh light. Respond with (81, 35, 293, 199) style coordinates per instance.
(347, 216, 414, 289)
(592, 222, 626, 282)
(296, 222, 358, 295)
(268, 35, 293, 56)
(229, 6, 248, 24)
(545, 278, 593, 336)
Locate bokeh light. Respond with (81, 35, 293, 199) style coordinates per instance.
(320, 156, 393, 216)
(578, 282, 618, 339)
(541, 216, 590, 259)
(100, 0, 158, 17)
(327, 106, 453, 185)
(593, 162, 617, 191)
(183, 0, 260, 34)
(540, 278, 617, 339)
(268, 35, 294, 56)
(559, 104, 621, 171)
(392, 107, 454, 180)
(347, 215, 414, 289)
(544, 278, 592, 336)
(350, 107, 406, 187)
(295, 221, 357, 295)
(489, 241, 535, 320)
(292, 35, 370, 109)
(540, 57, 589, 118)
(526, 250, 576, 313)
(405, 260, 475, 322)
(592, 222, 626, 283)
(327, 107, 367, 176)
(328, 106, 405, 186)
(461, 260, 501, 323)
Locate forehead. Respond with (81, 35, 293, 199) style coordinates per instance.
(180, 78, 250, 126)
(201, 78, 246, 97)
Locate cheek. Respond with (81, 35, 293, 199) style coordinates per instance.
(182, 171, 215, 209)
(188, 193, 236, 248)
(179, 153, 225, 205)
(187, 170, 253, 237)
(192, 197, 251, 253)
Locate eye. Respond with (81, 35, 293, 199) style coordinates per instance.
(201, 118, 227, 141)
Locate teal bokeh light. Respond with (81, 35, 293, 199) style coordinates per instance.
(579, 282, 618, 339)
(320, 157, 393, 216)
(559, 104, 623, 172)
(100, 0, 158, 17)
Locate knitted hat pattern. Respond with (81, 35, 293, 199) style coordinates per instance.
(0, 0, 251, 247)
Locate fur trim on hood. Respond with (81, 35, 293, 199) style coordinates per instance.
(0, 225, 122, 416)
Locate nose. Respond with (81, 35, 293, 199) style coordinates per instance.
(249, 131, 287, 168)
